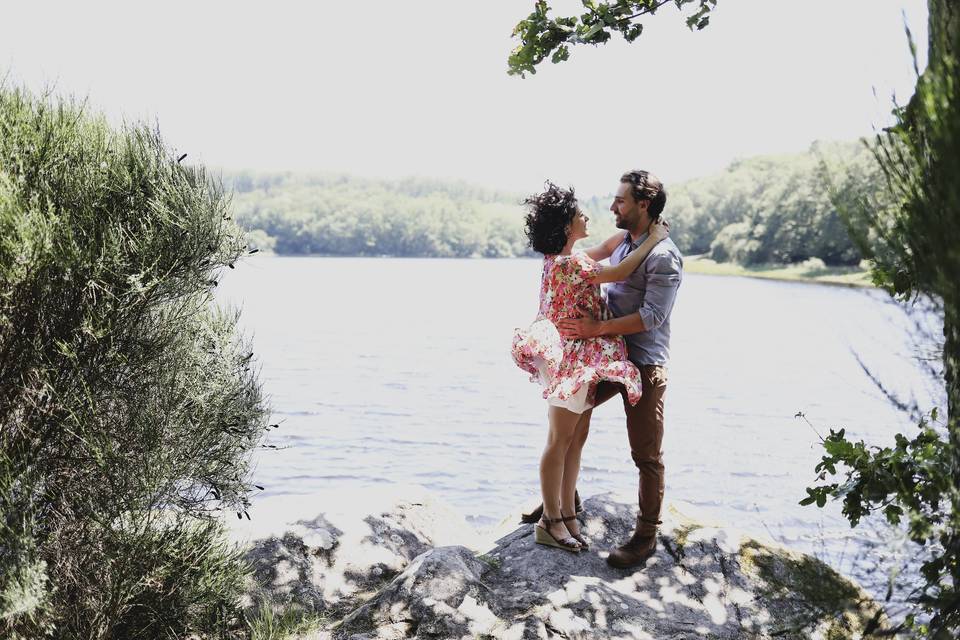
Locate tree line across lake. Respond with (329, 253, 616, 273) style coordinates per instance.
(226, 139, 880, 266)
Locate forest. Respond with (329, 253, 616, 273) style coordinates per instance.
(226, 139, 878, 266)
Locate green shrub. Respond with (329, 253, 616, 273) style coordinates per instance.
(0, 84, 269, 638)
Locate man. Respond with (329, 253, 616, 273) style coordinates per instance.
(525, 170, 683, 569)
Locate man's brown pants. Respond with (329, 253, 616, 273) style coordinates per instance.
(594, 365, 668, 534)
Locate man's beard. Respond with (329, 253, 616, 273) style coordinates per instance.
(615, 217, 629, 230)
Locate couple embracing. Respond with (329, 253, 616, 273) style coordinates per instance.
(512, 170, 683, 570)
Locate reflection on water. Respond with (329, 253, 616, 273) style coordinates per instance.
(217, 256, 943, 611)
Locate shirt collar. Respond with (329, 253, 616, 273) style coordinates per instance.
(629, 231, 649, 248)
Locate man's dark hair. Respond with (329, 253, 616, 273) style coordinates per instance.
(621, 170, 666, 219)
(523, 182, 579, 255)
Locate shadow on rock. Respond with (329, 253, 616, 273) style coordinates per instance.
(236, 488, 482, 622)
(330, 493, 889, 640)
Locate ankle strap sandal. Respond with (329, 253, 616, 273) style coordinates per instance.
(534, 516, 581, 552)
(560, 512, 589, 550)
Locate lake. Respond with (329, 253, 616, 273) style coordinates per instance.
(217, 256, 943, 611)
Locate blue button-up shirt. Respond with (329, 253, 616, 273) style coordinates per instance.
(605, 231, 683, 367)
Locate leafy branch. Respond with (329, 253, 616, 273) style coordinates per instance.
(508, 0, 717, 76)
(800, 409, 960, 635)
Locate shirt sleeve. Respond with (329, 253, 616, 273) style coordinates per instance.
(637, 251, 682, 330)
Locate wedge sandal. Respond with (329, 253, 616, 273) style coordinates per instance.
(534, 515, 581, 552)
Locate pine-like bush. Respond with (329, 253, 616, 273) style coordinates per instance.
(0, 84, 269, 639)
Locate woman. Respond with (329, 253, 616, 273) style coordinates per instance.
(512, 182, 669, 552)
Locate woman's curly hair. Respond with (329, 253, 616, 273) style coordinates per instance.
(523, 182, 578, 255)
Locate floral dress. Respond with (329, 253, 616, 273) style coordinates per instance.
(512, 252, 642, 409)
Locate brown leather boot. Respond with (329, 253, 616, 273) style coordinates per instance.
(606, 516, 659, 569)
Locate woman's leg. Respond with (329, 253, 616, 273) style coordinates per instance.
(540, 405, 582, 542)
(560, 409, 592, 536)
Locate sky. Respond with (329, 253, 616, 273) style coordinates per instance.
(1, 0, 929, 197)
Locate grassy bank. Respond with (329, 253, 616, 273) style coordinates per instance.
(684, 256, 874, 288)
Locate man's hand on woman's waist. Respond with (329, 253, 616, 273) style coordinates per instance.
(557, 305, 648, 339)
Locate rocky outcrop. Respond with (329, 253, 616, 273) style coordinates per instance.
(228, 486, 483, 620)
(236, 490, 888, 640)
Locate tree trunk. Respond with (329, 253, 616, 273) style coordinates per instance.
(946, 305, 959, 454)
(928, 0, 960, 70)
(927, 0, 960, 439)
(927, 6, 960, 634)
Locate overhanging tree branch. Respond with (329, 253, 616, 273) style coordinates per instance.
(508, 0, 717, 76)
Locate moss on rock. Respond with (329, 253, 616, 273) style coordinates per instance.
(739, 538, 885, 639)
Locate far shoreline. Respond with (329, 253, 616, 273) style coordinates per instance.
(683, 255, 874, 289)
(246, 253, 876, 289)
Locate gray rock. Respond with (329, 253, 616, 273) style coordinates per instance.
(239, 490, 888, 640)
(328, 494, 888, 640)
(231, 486, 483, 619)
(338, 547, 501, 639)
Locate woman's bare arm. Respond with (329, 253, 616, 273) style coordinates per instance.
(583, 232, 625, 262)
